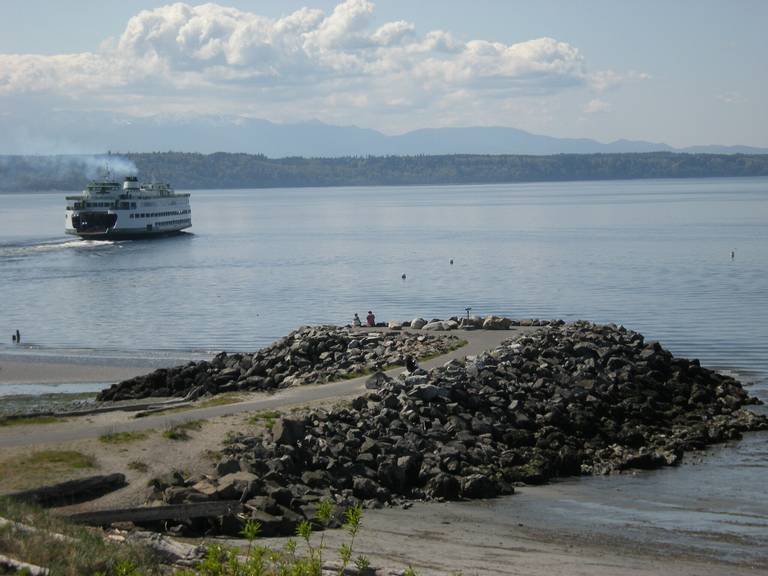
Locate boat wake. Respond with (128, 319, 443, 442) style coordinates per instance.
(0, 238, 116, 259)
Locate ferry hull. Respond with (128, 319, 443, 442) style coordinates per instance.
(65, 226, 191, 240)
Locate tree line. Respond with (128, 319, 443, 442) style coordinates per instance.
(2, 151, 768, 191)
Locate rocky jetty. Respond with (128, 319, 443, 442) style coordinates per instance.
(147, 322, 766, 536)
(401, 315, 551, 331)
(98, 326, 462, 402)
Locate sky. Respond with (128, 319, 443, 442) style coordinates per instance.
(0, 0, 765, 148)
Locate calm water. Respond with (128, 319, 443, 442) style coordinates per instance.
(2, 177, 768, 561)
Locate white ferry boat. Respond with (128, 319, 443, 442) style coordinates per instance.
(65, 175, 191, 239)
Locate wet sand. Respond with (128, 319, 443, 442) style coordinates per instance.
(237, 497, 767, 576)
(0, 358, 150, 386)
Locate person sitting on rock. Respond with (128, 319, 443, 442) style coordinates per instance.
(353, 313, 362, 327)
(366, 311, 375, 327)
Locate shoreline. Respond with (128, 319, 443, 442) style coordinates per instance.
(0, 323, 766, 574)
(250, 495, 767, 575)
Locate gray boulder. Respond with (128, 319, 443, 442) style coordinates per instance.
(271, 418, 306, 445)
(460, 474, 499, 499)
(482, 316, 512, 330)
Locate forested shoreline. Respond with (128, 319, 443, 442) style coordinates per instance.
(2, 151, 768, 191)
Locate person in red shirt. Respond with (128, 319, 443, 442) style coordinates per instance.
(366, 311, 375, 327)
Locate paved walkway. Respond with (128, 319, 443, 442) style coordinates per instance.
(0, 328, 534, 448)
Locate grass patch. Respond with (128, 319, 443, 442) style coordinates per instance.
(127, 460, 149, 473)
(248, 410, 281, 431)
(0, 415, 66, 427)
(25, 451, 95, 469)
(162, 419, 205, 441)
(0, 450, 97, 491)
(99, 430, 149, 444)
(0, 497, 162, 575)
(250, 412, 278, 431)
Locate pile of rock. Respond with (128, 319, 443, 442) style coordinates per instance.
(150, 321, 766, 536)
(394, 315, 552, 331)
(98, 326, 462, 401)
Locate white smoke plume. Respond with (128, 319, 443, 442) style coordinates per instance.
(0, 154, 138, 191)
(79, 155, 139, 179)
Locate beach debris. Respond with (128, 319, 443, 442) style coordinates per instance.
(0, 517, 74, 543)
(68, 501, 243, 528)
(0, 554, 49, 575)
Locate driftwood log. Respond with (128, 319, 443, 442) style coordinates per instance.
(68, 501, 242, 526)
(0, 553, 49, 575)
(122, 531, 207, 567)
(0, 516, 75, 542)
(7, 474, 127, 507)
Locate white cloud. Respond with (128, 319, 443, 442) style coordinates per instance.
(589, 70, 650, 93)
(716, 91, 745, 105)
(583, 98, 611, 114)
(0, 1, 646, 129)
(371, 21, 416, 46)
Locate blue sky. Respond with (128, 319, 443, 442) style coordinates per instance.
(0, 0, 765, 147)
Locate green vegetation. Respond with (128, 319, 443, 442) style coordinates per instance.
(162, 419, 205, 441)
(248, 410, 281, 431)
(99, 431, 150, 444)
(174, 501, 372, 576)
(0, 497, 161, 576)
(4, 151, 768, 192)
(24, 450, 95, 470)
(0, 414, 66, 427)
(0, 498, 399, 576)
(0, 450, 96, 491)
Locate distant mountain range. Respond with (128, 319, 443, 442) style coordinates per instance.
(1, 111, 766, 157)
